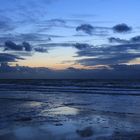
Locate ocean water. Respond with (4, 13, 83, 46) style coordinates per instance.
(0, 79, 140, 140)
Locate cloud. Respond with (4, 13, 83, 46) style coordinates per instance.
(34, 47, 48, 53)
(76, 43, 140, 66)
(45, 19, 66, 26)
(0, 33, 53, 43)
(4, 41, 32, 51)
(108, 36, 140, 44)
(3, 40, 51, 53)
(112, 23, 132, 33)
(0, 53, 23, 63)
(76, 24, 94, 35)
(74, 43, 93, 50)
(76, 24, 111, 36)
(38, 42, 93, 50)
(77, 53, 140, 66)
(131, 36, 140, 43)
(76, 23, 132, 36)
(108, 37, 129, 43)
(38, 42, 74, 48)
(22, 42, 32, 51)
(5, 41, 23, 51)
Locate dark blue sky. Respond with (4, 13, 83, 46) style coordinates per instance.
(0, 0, 140, 78)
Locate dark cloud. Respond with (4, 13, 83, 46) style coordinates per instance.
(34, 47, 48, 53)
(76, 24, 110, 36)
(76, 23, 132, 36)
(76, 24, 94, 35)
(113, 23, 132, 33)
(108, 37, 129, 43)
(76, 43, 140, 66)
(0, 53, 23, 63)
(46, 19, 66, 25)
(4, 40, 51, 53)
(4, 41, 32, 51)
(74, 43, 93, 50)
(38, 43, 74, 48)
(22, 42, 32, 51)
(66, 67, 80, 71)
(0, 62, 11, 72)
(108, 36, 140, 44)
(5, 41, 23, 51)
(131, 36, 140, 43)
(77, 53, 140, 66)
(38, 42, 93, 50)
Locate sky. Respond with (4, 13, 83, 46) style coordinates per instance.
(0, 0, 140, 79)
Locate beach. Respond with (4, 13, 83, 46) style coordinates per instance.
(0, 80, 140, 140)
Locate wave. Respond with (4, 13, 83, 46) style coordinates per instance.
(0, 80, 140, 96)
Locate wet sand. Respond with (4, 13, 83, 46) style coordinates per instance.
(0, 102, 140, 140)
(0, 80, 140, 139)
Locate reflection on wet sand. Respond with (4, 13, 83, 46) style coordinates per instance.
(0, 103, 140, 140)
(41, 106, 79, 116)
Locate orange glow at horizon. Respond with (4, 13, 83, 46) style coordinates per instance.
(128, 58, 140, 65)
(14, 47, 89, 70)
